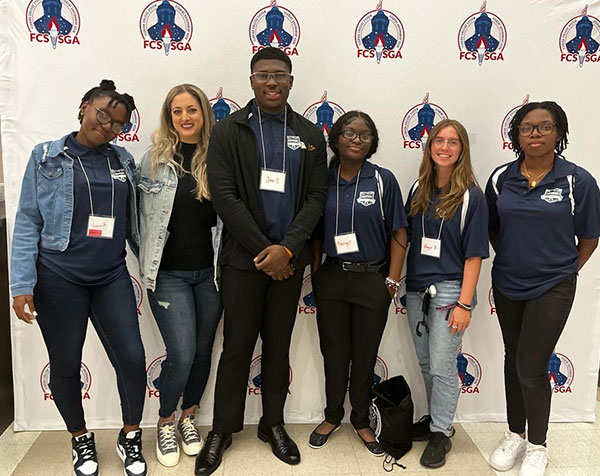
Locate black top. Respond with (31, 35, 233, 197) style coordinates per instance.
(159, 142, 217, 271)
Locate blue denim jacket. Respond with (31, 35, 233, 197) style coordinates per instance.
(10, 134, 140, 297)
(137, 149, 222, 292)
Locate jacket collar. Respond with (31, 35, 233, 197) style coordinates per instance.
(236, 99, 296, 126)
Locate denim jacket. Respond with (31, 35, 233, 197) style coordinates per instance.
(10, 134, 140, 297)
(137, 149, 222, 292)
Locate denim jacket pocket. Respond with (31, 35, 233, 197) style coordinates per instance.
(137, 178, 164, 216)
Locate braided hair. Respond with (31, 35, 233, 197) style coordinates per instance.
(509, 101, 569, 156)
(78, 79, 136, 124)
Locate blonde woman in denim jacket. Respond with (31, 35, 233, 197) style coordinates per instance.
(137, 84, 222, 468)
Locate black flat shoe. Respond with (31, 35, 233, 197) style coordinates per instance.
(354, 428, 385, 457)
(309, 422, 340, 449)
(257, 421, 300, 465)
(194, 431, 232, 476)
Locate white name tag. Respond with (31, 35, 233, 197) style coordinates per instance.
(87, 215, 115, 239)
(260, 169, 286, 193)
(334, 232, 359, 255)
(287, 135, 301, 150)
(421, 237, 441, 258)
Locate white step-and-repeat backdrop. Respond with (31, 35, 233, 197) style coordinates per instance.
(1, 0, 599, 431)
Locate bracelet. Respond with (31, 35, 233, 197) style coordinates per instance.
(456, 300, 472, 311)
(282, 246, 293, 258)
(385, 277, 400, 290)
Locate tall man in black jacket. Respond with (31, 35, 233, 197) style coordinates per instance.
(195, 47, 327, 475)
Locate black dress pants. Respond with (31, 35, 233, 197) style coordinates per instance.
(494, 274, 577, 445)
(312, 260, 391, 429)
(213, 266, 303, 433)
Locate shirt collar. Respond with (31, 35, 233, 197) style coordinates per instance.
(65, 132, 110, 157)
(508, 153, 574, 183)
(250, 100, 286, 124)
(328, 159, 376, 185)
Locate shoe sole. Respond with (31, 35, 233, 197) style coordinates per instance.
(489, 452, 525, 472)
(116, 443, 147, 476)
(353, 429, 385, 457)
(181, 436, 203, 456)
(195, 439, 232, 476)
(155, 439, 180, 467)
(257, 430, 301, 465)
(309, 425, 340, 449)
(420, 439, 452, 468)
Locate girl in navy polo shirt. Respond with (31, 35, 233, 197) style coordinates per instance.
(405, 119, 489, 469)
(10, 80, 147, 476)
(309, 111, 407, 456)
(486, 101, 600, 476)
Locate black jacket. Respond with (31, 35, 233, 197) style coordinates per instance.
(207, 100, 328, 271)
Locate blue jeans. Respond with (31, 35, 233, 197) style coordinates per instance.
(34, 263, 146, 433)
(406, 280, 474, 437)
(148, 267, 222, 418)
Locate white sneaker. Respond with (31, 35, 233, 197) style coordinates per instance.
(178, 414, 203, 456)
(489, 430, 527, 471)
(156, 421, 180, 467)
(519, 442, 548, 476)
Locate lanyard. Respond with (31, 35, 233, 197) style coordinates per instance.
(421, 210, 444, 240)
(257, 105, 287, 173)
(76, 155, 115, 218)
(335, 164, 362, 236)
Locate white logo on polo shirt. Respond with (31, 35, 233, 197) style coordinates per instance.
(541, 188, 563, 204)
(357, 191, 376, 206)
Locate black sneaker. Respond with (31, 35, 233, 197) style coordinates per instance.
(411, 415, 432, 441)
(72, 432, 99, 476)
(117, 429, 147, 476)
(419, 431, 452, 468)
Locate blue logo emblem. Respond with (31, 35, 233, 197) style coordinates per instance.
(249, 0, 300, 56)
(209, 88, 241, 122)
(457, 349, 481, 394)
(548, 352, 574, 394)
(248, 355, 293, 396)
(298, 271, 316, 315)
(26, 0, 80, 48)
(112, 108, 141, 145)
(41, 361, 91, 400)
(303, 91, 346, 139)
(355, 1, 404, 63)
(560, 5, 600, 68)
(140, 0, 193, 55)
(401, 93, 448, 150)
(146, 354, 167, 398)
(393, 275, 407, 315)
(458, 1, 507, 65)
(501, 94, 530, 151)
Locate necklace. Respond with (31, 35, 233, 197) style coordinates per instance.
(522, 161, 551, 188)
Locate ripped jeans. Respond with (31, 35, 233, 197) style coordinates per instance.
(406, 280, 475, 436)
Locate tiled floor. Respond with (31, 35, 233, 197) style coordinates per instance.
(1, 392, 599, 476)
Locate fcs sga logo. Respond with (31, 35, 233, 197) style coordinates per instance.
(355, 1, 404, 63)
(559, 5, 600, 68)
(26, 0, 81, 49)
(548, 352, 574, 394)
(249, 0, 300, 56)
(393, 275, 407, 315)
(210, 88, 241, 122)
(303, 91, 346, 138)
(41, 362, 91, 400)
(113, 108, 141, 145)
(130, 275, 143, 315)
(146, 354, 166, 398)
(140, 0, 193, 55)
(488, 286, 496, 315)
(248, 355, 293, 396)
(458, 1, 506, 66)
(401, 93, 448, 150)
(457, 349, 481, 394)
(501, 94, 530, 151)
(373, 356, 389, 386)
(298, 271, 316, 315)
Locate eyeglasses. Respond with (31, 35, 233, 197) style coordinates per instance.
(250, 72, 292, 83)
(341, 130, 374, 143)
(518, 122, 556, 136)
(94, 106, 125, 134)
(431, 138, 461, 148)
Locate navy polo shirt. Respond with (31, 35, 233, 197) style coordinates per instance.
(249, 101, 301, 243)
(38, 133, 129, 284)
(405, 183, 489, 292)
(322, 160, 407, 262)
(486, 155, 600, 300)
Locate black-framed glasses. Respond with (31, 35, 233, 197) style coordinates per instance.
(342, 130, 374, 143)
(250, 72, 292, 83)
(94, 106, 125, 134)
(518, 122, 556, 136)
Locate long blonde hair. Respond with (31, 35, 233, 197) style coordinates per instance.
(150, 84, 215, 200)
(409, 119, 478, 219)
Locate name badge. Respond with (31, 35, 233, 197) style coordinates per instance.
(260, 169, 286, 193)
(421, 237, 441, 258)
(87, 215, 115, 239)
(334, 232, 359, 255)
(287, 135, 301, 150)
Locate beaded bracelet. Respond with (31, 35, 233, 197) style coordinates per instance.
(456, 300, 472, 311)
(385, 277, 400, 290)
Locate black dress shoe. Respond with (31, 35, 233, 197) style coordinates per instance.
(257, 421, 300, 465)
(194, 431, 232, 476)
(309, 422, 340, 449)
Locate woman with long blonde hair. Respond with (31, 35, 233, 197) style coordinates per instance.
(137, 84, 222, 468)
(404, 119, 489, 468)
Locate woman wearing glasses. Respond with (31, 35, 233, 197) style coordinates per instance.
(137, 84, 222, 468)
(10, 80, 147, 476)
(405, 119, 489, 469)
(486, 102, 600, 476)
(309, 111, 407, 455)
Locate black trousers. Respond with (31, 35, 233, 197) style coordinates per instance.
(494, 274, 577, 445)
(212, 266, 303, 433)
(312, 260, 391, 429)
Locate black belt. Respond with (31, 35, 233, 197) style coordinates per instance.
(326, 257, 387, 273)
